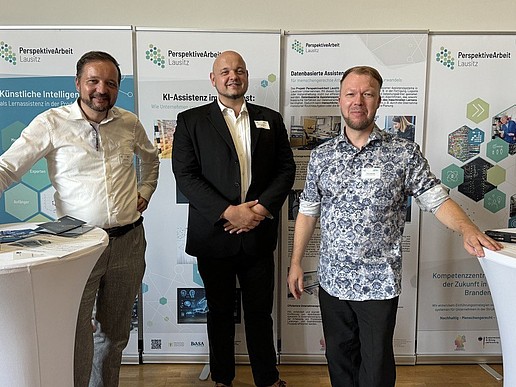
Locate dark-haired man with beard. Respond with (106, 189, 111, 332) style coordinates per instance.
(0, 51, 159, 386)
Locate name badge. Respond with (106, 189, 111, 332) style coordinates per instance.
(361, 167, 381, 180)
(255, 120, 270, 130)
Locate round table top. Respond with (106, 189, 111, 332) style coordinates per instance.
(482, 240, 516, 269)
(0, 223, 108, 271)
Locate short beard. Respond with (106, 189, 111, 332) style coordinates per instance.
(81, 95, 112, 113)
(343, 115, 375, 131)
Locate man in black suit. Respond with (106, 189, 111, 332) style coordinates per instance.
(172, 51, 295, 387)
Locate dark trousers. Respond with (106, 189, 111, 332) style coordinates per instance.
(318, 287, 399, 387)
(197, 251, 279, 387)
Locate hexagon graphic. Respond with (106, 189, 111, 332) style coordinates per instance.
(21, 158, 51, 190)
(40, 185, 57, 219)
(141, 283, 149, 293)
(27, 213, 53, 222)
(484, 189, 506, 213)
(486, 137, 509, 162)
(4, 184, 39, 220)
(486, 165, 506, 186)
(441, 164, 464, 189)
(261, 80, 269, 88)
(468, 128, 484, 145)
(448, 125, 481, 162)
(268, 74, 277, 83)
(1, 121, 26, 152)
(458, 157, 495, 202)
(466, 98, 489, 124)
(159, 297, 168, 305)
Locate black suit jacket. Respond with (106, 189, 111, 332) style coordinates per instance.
(172, 101, 295, 258)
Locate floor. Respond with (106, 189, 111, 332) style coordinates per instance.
(119, 363, 504, 386)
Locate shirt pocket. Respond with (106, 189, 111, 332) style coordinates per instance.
(119, 152, 134, 167)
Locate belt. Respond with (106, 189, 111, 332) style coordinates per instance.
(103, 217, 143, 238)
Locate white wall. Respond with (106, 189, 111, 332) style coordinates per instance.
(3, 0, 515, 32)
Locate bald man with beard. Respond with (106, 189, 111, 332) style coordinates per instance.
(172, 51, 295, 387)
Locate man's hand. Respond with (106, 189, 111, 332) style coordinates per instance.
(222, 200, 265, 234)
(435, 199, 503, 257)
(287, 263, 305, 300)
(137, 193, 148, 213)
(461, 224, 503, 257)
(250, 202, 271, 218)
(287, 213, 318, 299)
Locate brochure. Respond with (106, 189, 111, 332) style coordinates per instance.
(0, 229, 38, 243)
(35, 215, 86, 235)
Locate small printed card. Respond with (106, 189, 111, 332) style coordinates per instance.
(254, 120, 270, 130)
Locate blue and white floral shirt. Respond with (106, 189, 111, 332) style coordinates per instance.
(299, 126, 449, 301)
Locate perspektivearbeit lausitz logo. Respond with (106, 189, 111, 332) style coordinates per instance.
(292, 39, 304, 55)
(145, 44, 166, 69)
(436, 45, 511, 70)
(291, 39, 340, 55)
(0, 40, 16, 65)
(436, 46, 455, 70)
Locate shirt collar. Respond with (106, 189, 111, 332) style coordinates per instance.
(335, 124, 384, 148)
(217, 98, 248, 117)
(69, 99, 119, 123)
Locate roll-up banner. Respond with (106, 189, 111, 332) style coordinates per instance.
(0, 26, 139, 361)
(281, 31, 428, 364)
(417, 33, 516, 362)
(135, 28, 281, 361)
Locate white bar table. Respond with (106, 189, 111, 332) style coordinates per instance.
(0, 225, 108, 387)
(479, 239, 516, 387)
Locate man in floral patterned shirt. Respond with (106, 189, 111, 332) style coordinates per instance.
(287, 66, 502, 387)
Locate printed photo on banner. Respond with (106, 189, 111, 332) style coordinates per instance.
(153, 119, 176, 159)
(491, 105, 516, 154)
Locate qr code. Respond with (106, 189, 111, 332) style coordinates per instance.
(150, 339, 162, 350)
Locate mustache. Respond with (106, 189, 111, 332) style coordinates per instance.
(91, 92, 110, 99)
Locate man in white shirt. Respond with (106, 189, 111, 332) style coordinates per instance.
(0, 51, 159, 387)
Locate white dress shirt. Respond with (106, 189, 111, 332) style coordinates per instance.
(218, 99, 252, 202)
(0, 101, 159, 228)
